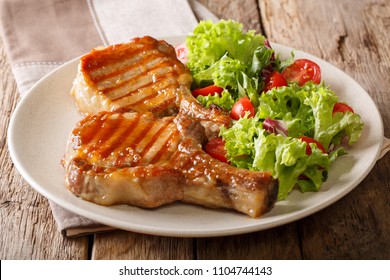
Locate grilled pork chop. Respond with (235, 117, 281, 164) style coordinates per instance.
(70, 36, 231, 137)
(64, 36, 278, 217)
(63, 110, 278, 217)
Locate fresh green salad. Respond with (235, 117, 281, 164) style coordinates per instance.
(175, 19, 364, 200)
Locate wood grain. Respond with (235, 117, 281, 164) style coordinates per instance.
(197, 224, 301, 260)
(260, 0, 390, 259)
(1, 0, 389, 260)
(92, 231, 194, 260)
(0, 37, 90, 260)
(196, 0, 390, 260)
(198, 0, 262, 31)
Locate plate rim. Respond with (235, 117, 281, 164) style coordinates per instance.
(7, 36, 384, 237)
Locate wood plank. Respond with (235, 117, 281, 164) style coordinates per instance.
(198, 0, 262, 31)
(197, 224, 301, 259)
(92, 231, 194, 260)
(2, 0, 385, 260)
(198, 0, 390, 259)
(299, 163, 390, 259)
(195, 0, 303, 260)
(261, 0, 390, 259)
(0, 37, 90, 260)
(90, 0, 301, 260)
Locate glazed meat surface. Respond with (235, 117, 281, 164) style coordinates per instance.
(71, 36, 189, 116)
(64, 36, 278, 217)
(63, 111, 278, 217)
(70, 36, 230, 137)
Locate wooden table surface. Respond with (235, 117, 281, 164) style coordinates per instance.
(1, 0, 389, 260)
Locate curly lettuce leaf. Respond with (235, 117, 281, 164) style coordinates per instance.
(303, 83, 338, 148)
(196, 90, 235, 111)
(186, 20, 274, 107)
(253, 131, 330, 200)
(186, 20, 265, 74)
(257, 82, 364, 150)
(187, 20, 365, 201)
(257, 84, 315, 137)
(219, 115, 261, 170)
(192, 53, 246, 91)
(220, 116, 330, 200)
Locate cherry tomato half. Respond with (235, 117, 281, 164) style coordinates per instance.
(264, 71, 288, 92)
(282, 59, 321, 86)
(204, 137, 228, 163)
(230, 97, 255, 120)
(192, 85, 224, 97)
(298, 136, 327, 155)
(175, 43, 188, 64)
(333, 102, 354, 114)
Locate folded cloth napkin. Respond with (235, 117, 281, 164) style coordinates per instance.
(0, 0, 218, 237)
(0, 0, 218, 95)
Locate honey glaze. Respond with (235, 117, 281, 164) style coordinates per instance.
(71, 111, 180, 168)
(63, 36, 278, 217)
(78, 36, 191, 117)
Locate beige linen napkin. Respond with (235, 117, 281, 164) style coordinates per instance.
(0, 0, 218, 237)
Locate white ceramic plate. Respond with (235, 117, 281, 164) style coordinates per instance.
(8, 37, 384, 237)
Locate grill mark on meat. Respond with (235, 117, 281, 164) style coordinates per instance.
(90, 49, 162, 83)
(81, 38, 187, 103)
(92, 114, 140, 150)
(112, 89, 177, 119)
(72, 113, 112, 147)
(64, 36, 278, 217)
(149, 130, 180, 164)
(96, 114, 141, 158)
(73, 36, 193, 118)
(64, 111, 278, 217)
(104, 117, 157, 166)
(101, 60, 175, 98)
(131, 121, 156, 154)
(138, 121, 176, 163)
(112, 76, 177, 108)
(82, 41, 159, 75)
(72, 36, 206, 122)
(116, 85, 163, 105)
(82, 115, 122, 154)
